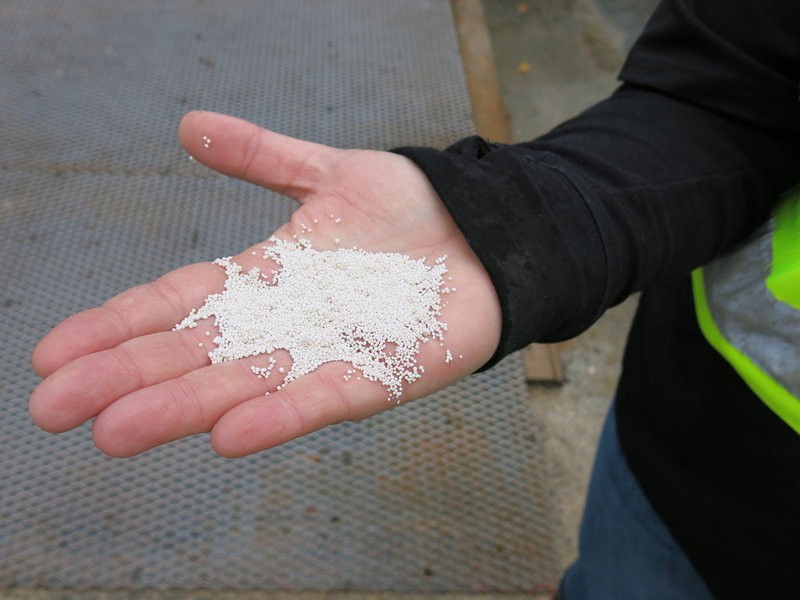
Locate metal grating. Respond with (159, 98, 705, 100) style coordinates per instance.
(0, 1, 559, 592)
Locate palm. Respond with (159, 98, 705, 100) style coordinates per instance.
(30, 111, 501, 457)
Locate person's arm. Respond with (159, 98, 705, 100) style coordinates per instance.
(395, 0, 800, 367)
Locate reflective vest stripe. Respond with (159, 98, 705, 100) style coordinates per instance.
(692, 269, 800, 434)
(766, 192, 800, 310)
(692, 188, 800, 434)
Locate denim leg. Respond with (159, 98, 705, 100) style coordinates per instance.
(558, 403, 713, 600)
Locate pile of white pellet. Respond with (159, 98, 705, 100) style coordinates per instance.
(174, 236, 453, 401)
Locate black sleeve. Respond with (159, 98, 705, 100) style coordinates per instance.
(393, 0, 800, 368)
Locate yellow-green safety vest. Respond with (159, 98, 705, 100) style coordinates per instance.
(692, 187, 800, 433)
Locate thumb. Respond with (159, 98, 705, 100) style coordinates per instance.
(178, 111, 339, 202)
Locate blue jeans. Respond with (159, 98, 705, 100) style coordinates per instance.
(558, 404, 714, 600)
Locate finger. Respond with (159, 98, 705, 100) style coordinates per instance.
(179, 111, 341, 202)
(210, 363, 390, 458)
(90, 352, 292, 458)
(32, 261, 225, 377)
(29, 325, 216, 433)
(31, 237, 286, 378)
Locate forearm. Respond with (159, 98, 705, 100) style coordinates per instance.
(394, 0, 800, 367)
(395, 85, 798, 364)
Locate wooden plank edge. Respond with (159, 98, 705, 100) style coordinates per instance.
(450, 0, 511, 143)
(523, 343, 565, 384)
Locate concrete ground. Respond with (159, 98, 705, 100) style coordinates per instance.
(482, 0, 659, 575)
(1, 2, 658, 599)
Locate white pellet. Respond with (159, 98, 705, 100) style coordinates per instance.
(174, 238, 452, 401)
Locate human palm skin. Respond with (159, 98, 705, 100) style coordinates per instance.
(29, 111, 502, 458)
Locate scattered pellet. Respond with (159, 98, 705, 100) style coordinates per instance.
(174, 238, 455, 401)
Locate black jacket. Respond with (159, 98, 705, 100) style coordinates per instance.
(395, 1, 800, 597)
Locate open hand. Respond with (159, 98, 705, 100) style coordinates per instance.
(29, 111, 501, 457)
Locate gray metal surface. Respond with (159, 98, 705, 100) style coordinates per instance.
(0, 1, 559, 592)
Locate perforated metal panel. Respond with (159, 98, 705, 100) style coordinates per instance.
(0, 1, 559, 592)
